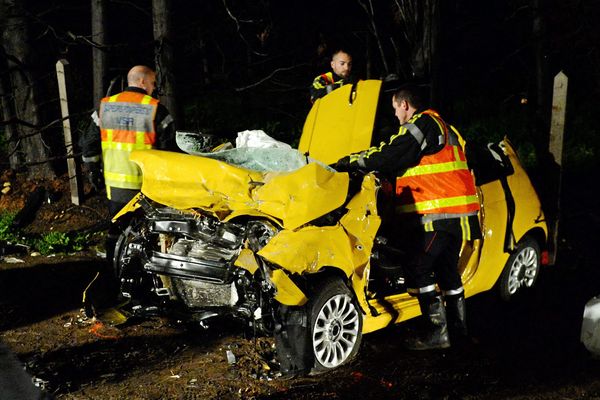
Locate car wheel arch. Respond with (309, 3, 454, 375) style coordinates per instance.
(305, 275, 364, 374)
(274, 267, 363, 376)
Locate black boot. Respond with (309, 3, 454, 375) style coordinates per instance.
(405, 293, 450, 350)
(445, 292, 474, 347)
(445, 292, 467, 337)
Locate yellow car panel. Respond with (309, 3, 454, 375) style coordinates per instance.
(112, 193, 142, 222)
(299, 80, 382, 165)
(257, 172, 382, 313)
(234, 248, 260, 275)
(258, 225, 356, 276)
(468, 139, 548, 296)
(363, 294, 421, 333)
(130, 150, 349, 231)
(270, 269, 308, 306)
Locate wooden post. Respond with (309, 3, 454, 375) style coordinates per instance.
(549, 72, 567, 166)
(547, 71, 568, 265)
(56, 59, 83, 206)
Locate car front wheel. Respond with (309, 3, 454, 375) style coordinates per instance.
(308, 277, 363, 373)
(498, 236, 541, 301)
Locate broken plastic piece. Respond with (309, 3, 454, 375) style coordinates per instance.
(3, 257, 24, 264)
(226, 350, 236, 364)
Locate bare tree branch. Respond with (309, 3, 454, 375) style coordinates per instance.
(221, 0, 268, 57)
(0, 109, 94, 142)
(358, 0, 390, 75)
(0, 151, 82, 167)
(234, 64, 309, 91)
(110, 0, 152, 17)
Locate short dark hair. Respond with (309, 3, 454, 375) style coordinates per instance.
(393, 83, 427, 111)
(331, 49, 351, 59)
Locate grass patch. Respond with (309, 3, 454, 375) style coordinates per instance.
(1, 210, 91, 256)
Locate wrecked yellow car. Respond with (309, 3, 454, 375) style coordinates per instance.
(111, 80, 549, 375)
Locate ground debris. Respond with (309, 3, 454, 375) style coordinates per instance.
(1, 170, 599, 399)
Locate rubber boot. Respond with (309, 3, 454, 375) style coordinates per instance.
(445, 292, 467, 338)
(445, 292, 474, 347)
(405, 293, 451, 350)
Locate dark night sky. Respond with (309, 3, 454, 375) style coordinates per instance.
(4, 0, 600, 168)
(26, 1, 599, 103)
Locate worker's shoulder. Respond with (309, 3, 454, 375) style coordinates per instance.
(312, 71, 332, 83)
(413, 112, 441, 130)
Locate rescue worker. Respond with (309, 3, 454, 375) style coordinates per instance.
(79, 65, 176, 308)
(310, 49, 353, 102)
(334, 84, 481, 350)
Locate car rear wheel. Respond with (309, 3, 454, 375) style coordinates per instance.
(498, 236, 541, 301)
(308, 277, 362, 373)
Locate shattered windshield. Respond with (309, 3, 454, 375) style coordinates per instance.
(200, 147, 307, 172)
(186, 147, 332, 173)
(176, 130, 334, 172)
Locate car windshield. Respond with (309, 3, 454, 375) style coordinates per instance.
(196, 147, 334, 173)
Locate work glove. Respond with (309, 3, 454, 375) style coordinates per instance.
(86, 162, 104, 192)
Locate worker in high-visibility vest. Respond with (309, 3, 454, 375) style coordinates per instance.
(81, 65, 176, 216)
(80, 65, 176, 310)
(334, 84, 481, 350)
(310, 49, 353, 102)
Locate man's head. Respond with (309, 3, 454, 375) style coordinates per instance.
(330, 50, 352, 79)
(127, 65, 156, 95)
(392, 84, 426, 124)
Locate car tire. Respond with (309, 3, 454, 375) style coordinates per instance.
(308, 276, 363, 373)
(498, 236, 541, 301)
(112, 221, 151, 300)
(112, 226, 129, 279)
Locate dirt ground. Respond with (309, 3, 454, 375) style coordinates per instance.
(1, 171, 600, 400)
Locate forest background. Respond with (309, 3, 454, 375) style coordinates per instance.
(1, 0, 599, 182)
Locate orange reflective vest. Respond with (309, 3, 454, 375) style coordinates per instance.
(99, 91, 158, 195)
(395, 110, 479, 216)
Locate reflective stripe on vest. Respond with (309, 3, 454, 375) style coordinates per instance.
(313, 72, 344, 89)
(396, 110, 479, 215)
(100, 91, 158, 191)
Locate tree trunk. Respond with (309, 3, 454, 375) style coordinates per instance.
(532, 0, 549, 151)
(393, 0, 441, 95)
(91, 0, 108, 105)
(152, 0, 179, 124)
(0, 0, 53, 179)
(426, 0, 441, 107)
(358, 0, 389, 77)
(0, 65, 20, 170)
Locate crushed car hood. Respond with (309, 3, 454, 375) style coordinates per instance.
(129, 149, 349, 230)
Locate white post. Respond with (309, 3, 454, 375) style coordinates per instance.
(56, 59, 82, 205)
(547, 71, 568, 265)
(549, 71, 567, 166)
